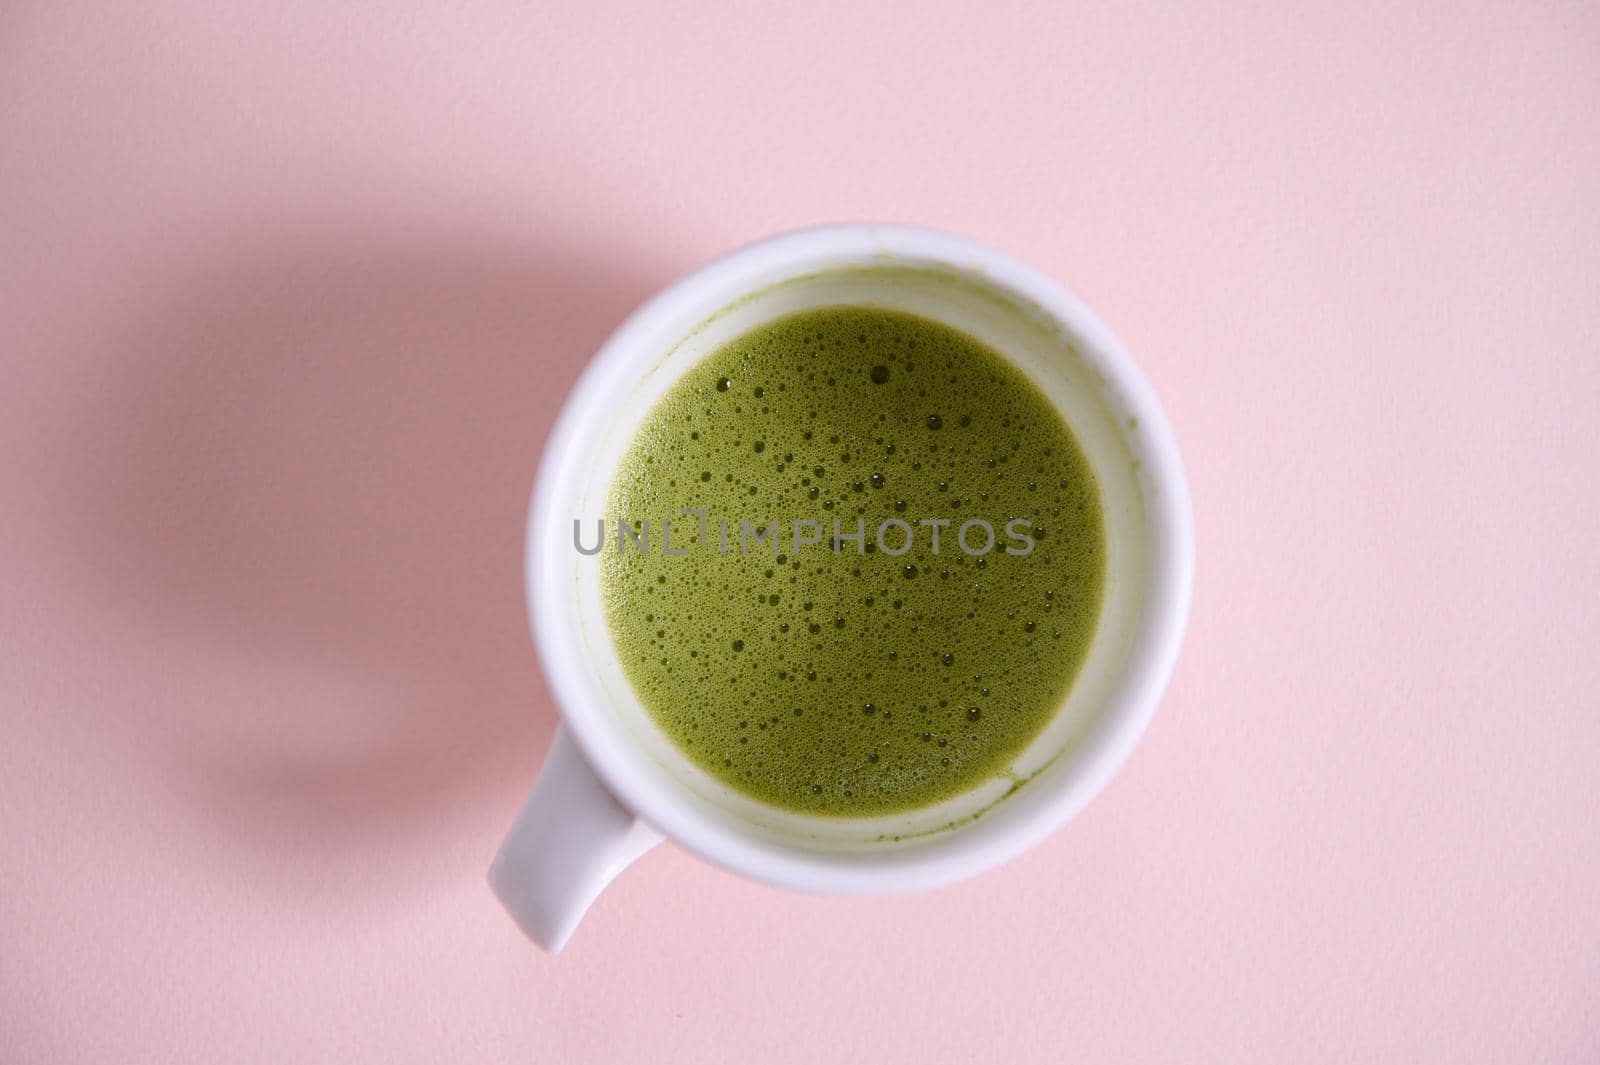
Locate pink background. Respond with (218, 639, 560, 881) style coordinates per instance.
(2, 2, 1597, 1061)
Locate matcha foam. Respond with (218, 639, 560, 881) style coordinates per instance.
(600, 305, 1106, 816)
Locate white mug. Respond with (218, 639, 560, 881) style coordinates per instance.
(489, 224, 1194, 951)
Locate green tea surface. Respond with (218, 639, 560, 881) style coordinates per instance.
(600, 306, 1105, 815)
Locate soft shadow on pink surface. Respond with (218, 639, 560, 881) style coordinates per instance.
(71, 228, 666, 865)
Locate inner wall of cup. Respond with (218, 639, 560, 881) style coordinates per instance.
(567, 263, 1147, 851)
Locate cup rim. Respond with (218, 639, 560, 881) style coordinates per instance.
(527, 223, 1194, 894)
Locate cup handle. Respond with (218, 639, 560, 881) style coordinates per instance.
(488, 725, 662, 952)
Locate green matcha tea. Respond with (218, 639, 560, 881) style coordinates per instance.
(598, 306, 1105, 816)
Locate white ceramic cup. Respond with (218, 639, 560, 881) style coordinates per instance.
(489, 224, 1193, 951)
